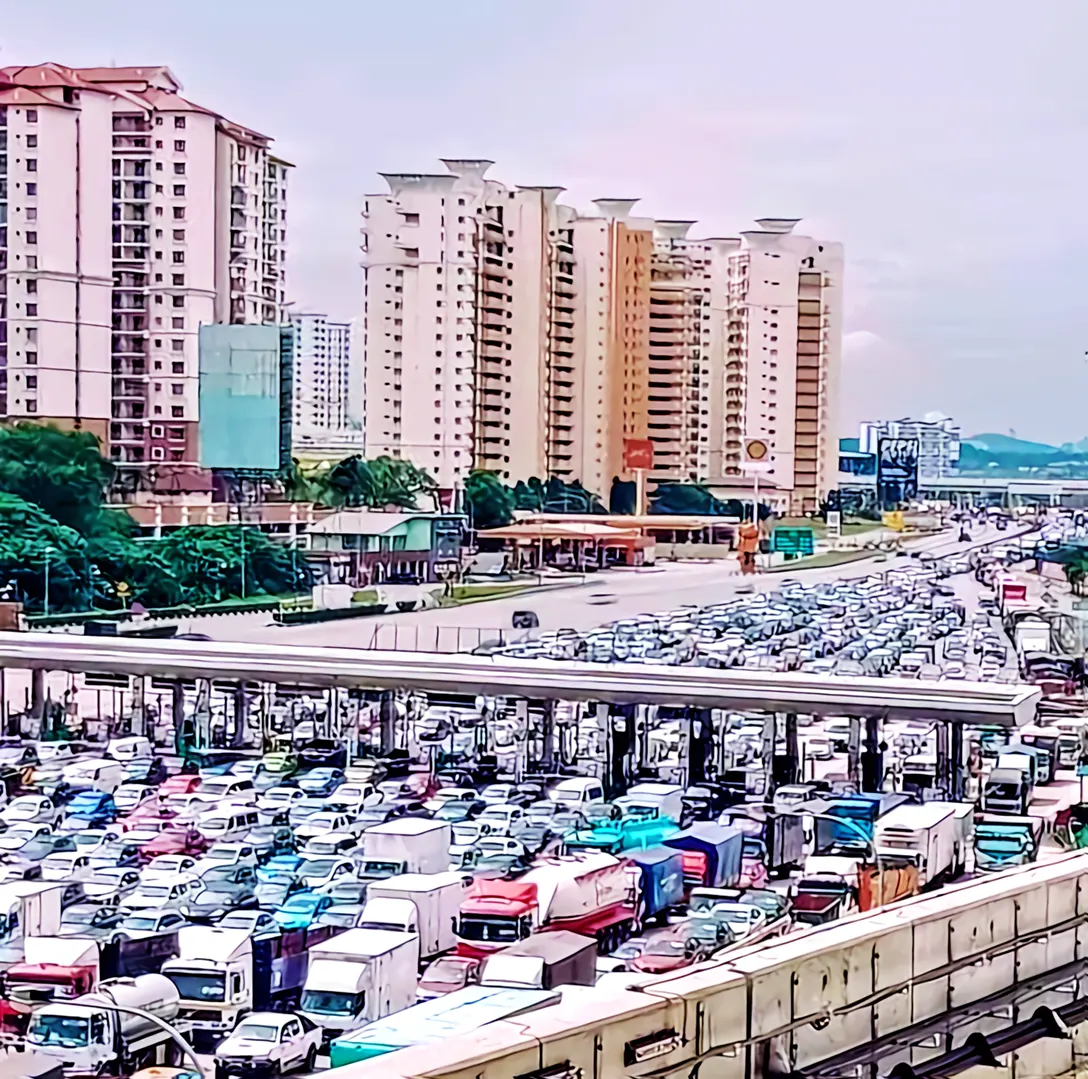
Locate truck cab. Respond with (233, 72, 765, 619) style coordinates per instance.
(982, 768, 1031, 815)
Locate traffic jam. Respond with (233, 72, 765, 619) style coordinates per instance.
(1, 522, 1086, 1077)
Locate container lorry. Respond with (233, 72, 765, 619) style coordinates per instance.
(26, 973, 187, 1077)
(328, 985, 561, 1067)
(662, 823, 743, 888)
(456, 852, 637, 958)
(160, 925, 311, 1044)
(479, 930, 597, 991)
(624, 847, 685, 924)
(612, 783, 684, 822)
(719, 804, 805, 881)
(982, 767, 1033, 814)
(805, 794, 910, 880)
(356, 872, 471, 960)
(561, 817, 678, 856)
(355, 819, 451, 880)
(299, 928, 419, 1038)
(873, 802, 971, 888)
(0, 881, 63, 947)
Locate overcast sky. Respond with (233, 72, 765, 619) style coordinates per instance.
(6, 0, 1088, 442)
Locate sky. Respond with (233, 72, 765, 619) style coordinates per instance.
(5, 0, 1088, 442)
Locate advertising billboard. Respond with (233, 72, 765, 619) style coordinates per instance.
(877, 437, 920, 507)
(198, 325, 292, 471)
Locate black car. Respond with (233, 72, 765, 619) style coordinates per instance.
(433, 799, 487, 823)
(387, 798, 432, 819)
(58, 903, 127, 937)
(123, 757, 168, 786)
(297, 741, 348, 771)
(202, 864, 257, 887)
(180, 880, 258, 923)
(354, 805, 406, 828)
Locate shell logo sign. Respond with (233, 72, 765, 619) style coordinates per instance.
(743, 438, 770, 463)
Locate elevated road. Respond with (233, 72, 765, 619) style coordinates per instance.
(0, 633, 1041, 724)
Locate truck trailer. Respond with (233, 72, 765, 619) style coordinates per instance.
(873, 802, 969, 887)
(479, 930, 597, 991)
(356, 819, 451, 879)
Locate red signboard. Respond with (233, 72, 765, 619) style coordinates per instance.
(623, 438, 654, 471)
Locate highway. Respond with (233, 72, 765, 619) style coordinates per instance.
(136, 525, 1011, 649)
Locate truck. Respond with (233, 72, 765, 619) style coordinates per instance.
(613, 783, 684, 822)
(857, 863, 919, 911)
(974, 814, 1043, 871)
(1015, 618, 1052, 656)
(982, 767, 1032, 815)
(624, 847, 685, 924)
(0, 881, 63, 947)
(789, 877, 853, 927)
(873, 802, 971, 888)
(456, 853, 637, 958)
(719, 804, 805, 882)
(355, 819, 451, 879)
(0, 931, 181, 1034)
(561, 817, 678, 856)
(160, 925, 310, 1045)
(662, 823, 743, 888)
(805, 794, 910, 879)
(26, 973, 186, 1077)
(299, 928, 419, 1038)
(357, 872, 471, 960)
(479, 930, 597, 991)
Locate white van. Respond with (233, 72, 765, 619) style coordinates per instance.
(195, 806, 259, 843)
(106, 736, 153, 762)
(62, 759, 124, 794)
(549, 777, 605, 807)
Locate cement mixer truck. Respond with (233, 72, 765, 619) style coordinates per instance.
(25, 973, 189, 1077)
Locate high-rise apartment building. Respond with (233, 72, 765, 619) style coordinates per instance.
(361, 161, 842, 510)
(719, 220, 843, 514)
(859, 414, 961, 479)
(289, 311, 362, 455)
(0, 63, 288, 480)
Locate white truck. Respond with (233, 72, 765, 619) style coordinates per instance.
(356, 819, 451, 879)
(357, 872, 470, 960)
(0, 880, 64, 950)
(613, 782, 685, 822)
(26, 973, 187, 1076)
(299, 928, 419, 1038)
(873, 802, 969, 887)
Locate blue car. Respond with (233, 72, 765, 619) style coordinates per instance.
(257, 853, 303, 883)
(272, 891, 332, 930)
(59, 791, 117, 831)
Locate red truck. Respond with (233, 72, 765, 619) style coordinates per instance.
(456, 853, 637, 958)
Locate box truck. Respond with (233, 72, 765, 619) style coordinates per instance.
(357, 872, 470, 960)
(479, 931, 597, 990)
(873, 802, 968, 887)
(356, 819, 451, 879)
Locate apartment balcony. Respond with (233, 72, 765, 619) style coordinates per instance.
(111, 336, 147, 356)
(111, 402, 147, 421)
(111, 314, 148, 333)
(111, 135, 151, 154)
(111, 380, 148, 401)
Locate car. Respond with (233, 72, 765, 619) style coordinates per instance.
(120, 874, 198, 911)
(260, 750, 299, 778)
(476, 836, 526, 859)
(58, 902, 128, 937)
(10, 833, 76, 864)
(293, 811, 356, 843)
(214, 1011, 322, 1079)
(113, 784, 159, 816)
(242, 825, 296, 863)
(136, 828, 207, 862)
(82, 867, 142, 905)
(121, 757, 169, 786)
(0, 823, 54, 853)
(272, 891, 332, 930)
(87, 840, 142, 870)
(41, 851, 94, 882)
(201, 863, 257, 887)
(0, 796, 59, 827)
(257, 786, 307, 814)
(219, 909, 280, 936)
(323, 783, 376, 813)
(59, 791, 117, 830)
(159, 775, 203, 799)
(630, 931, 715, 973)
(433, 799, 486, 824)
(477, 805, 525, 836)
(287, 798, 330, 828)
(116, 908, 190, 937)
(300, 832, 358, 859)
(316, 902, 367, 930)
(353, 804, 406, 828)
(317, 875, 370, 904)
(254, 874, 305, 911)
(295, 855, 353, 890)
(180, 879, 259, 923)
(143, 854, 199, 881)
(294, 768, 345, 797)
(193, 844, 258, 876)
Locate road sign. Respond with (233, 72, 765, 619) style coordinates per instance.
(772, 528, 815, 556)
(744, 437, 770, 462)
(623, 438, 654, 471)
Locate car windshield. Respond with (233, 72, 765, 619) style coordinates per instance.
(298, 858, 335, 877)
(421, 958, 472, 990)
(200, 780, 236, 797)
(62, 908, 96, 925)
(319, 908, 359, 928)
(234, 1022, 277, 1041)
(644, 938, 687, 955)
(121, 916, 159, 931)
(199, 880, 238, 895)
(300, 989, 357, 1015)
(204, 848, 237, 862)
(28, 1014, 89, 1048)
(136, 885, 171, 898)
(282, 894, 318, 911)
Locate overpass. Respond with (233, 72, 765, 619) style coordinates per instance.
(340, 852, 1088, 1079)
(0, 633, 1042, 726)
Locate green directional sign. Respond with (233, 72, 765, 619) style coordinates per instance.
(772, 528, 815, 557)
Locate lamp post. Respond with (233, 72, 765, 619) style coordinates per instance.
(42, 545, 57, 617)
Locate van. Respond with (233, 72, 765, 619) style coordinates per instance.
(62, 759, 124, 794)
(106, 736, 153, 762)
(549, 778, 605, 807)
(195, 806, 259, 843)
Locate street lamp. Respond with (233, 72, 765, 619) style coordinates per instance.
(41, 545, 57, 617)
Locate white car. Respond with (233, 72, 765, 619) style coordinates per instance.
(293, 811, 357, 843)
(112, 784, 158, 816)
(215, 1012, 322, 1077)
(0, 823, 53, 852)
(192, 843, 258, 876)
(142, 854, 198, 882)
(120, 874, 197, 911)
(191, 776, 256, 806)
(476, 836, 526, 859)
(41, 852, 94, 882)
(477, 804, 525, 836)
(0, 796, 58, 827)
(295, 855, 353, 890)
(323, 784, 376, 812)
(257, 786, 307, 813)
(83, 867, 141, 904)
(423, 787, 477, 813)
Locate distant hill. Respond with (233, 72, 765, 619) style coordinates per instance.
(965, 433, 1060, 455)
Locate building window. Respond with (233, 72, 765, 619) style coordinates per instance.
(25, 376, 36, 390)
(171, 339, 184, 352)
(26, 232, 36, 244)
(172, 295, 185, 308)
(173, 163, 185, 175)
(172, 252, 184, 264)
(26, 352, 37, 365)
(171, 383, 183, 395)
(25, 159, 36, 172)
(172, 206, 185, 220)
(25, 400, 36, 413)
(173, 185, 185, 196)
(25, 280, 36, 294)
(26, 110, 37, 123)
(172, 362, 184, 374)
(25, 135, 37, 149)
(171, 317, 184, 329)
(26, 304, 36, 316)
(26, 183, 36, 196)
(174, 116, 186, 129)
(174, 140, 186, 152)
(171, 407, 183, 417)
(172, 230, 185, 242)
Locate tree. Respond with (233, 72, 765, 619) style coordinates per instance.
(0, 424, 114, 535)
(0, 493, 92, 613)
(307, 455, 439, 511)
(1065, 560, 1088, 596)
(86, 511, 184, 609)
(465, 471, 515, 530)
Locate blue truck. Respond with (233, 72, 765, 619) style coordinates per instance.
(625, 846, 686, 924)
(663, 823, 743, 889)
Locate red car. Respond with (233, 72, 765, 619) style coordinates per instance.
(158, 774, 202, 798)
(116, 802, 179, 833)
(136, 827, 207, 863)
(630, 931, 714, 974)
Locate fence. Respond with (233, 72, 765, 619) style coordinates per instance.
(361, 624, 540, 653)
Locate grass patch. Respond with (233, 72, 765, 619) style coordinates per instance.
(446, 582, 529, 602)
(766, 548, 875, 572)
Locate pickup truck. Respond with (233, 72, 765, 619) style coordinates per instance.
(789, 876, 853, 927)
